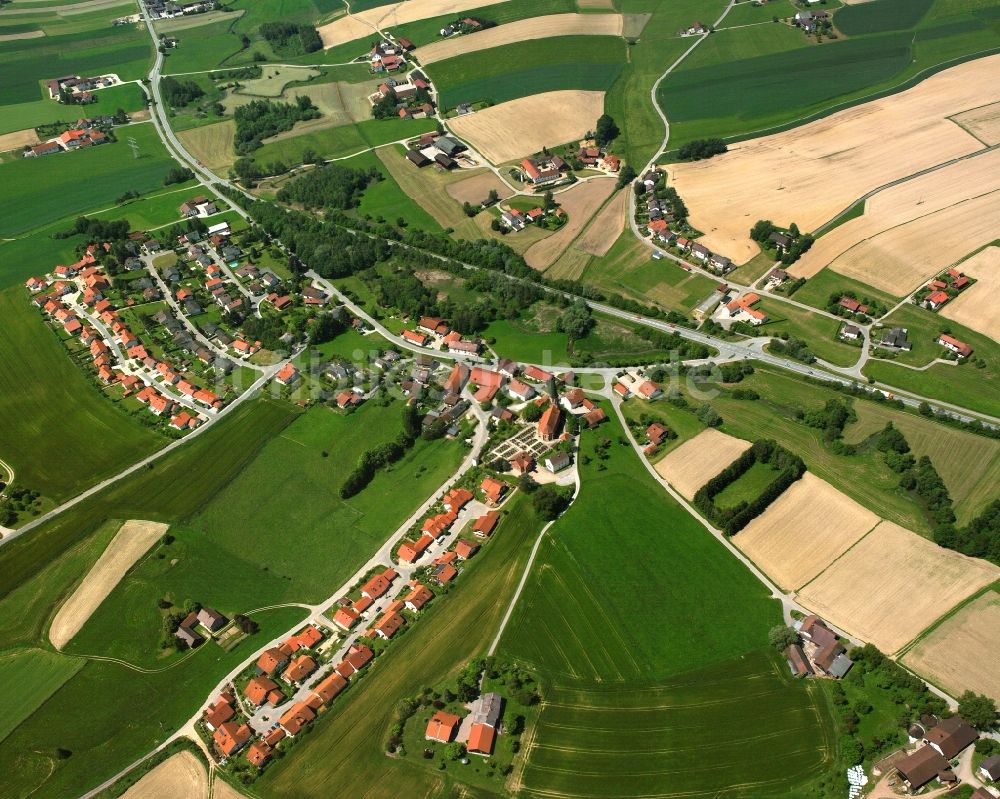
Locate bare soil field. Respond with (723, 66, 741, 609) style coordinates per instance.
(733, 472, 880, 591)
(950, 100, 1000, 145)
(415, 13, 622, 65)
(797, 521, 1000, 654)
(448, 90, 605, 163)
(792, 147, 1000, 284)
(939, 246, 1000, 340)
(575, 186, 628, 256)
(902, 591, 1000, 704)
(445, 170, 514, 205)
(653, 428, 752, 500)
(667, 55, 1000, 264)
(49, 520, 168, 649)
(177, 120, 236, 172)
(525, 179, 617, 269)
(826, 190, 1000, 294)
(318, 0, 510, 48)
(0, 127, 40, 152)
(121, 751, 208, 799)
(0, 29, 45, 40)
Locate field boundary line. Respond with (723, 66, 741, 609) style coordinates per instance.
(793, 520, 882, 594)
(894, 580, 1000, 658)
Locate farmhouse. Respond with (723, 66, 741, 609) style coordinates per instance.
(544, 451, 570, 473)
(467, 692, 503, 755)
(522, 156, 565, 185)
(925, 290, 950, 310)
(175, 613, 203, 648)
(937, 334, 972, 357)
(894, 746, 955, 792)
(426, 710, 461, 743)
(197, 607, 227, 632)
(925, 716, 978, 759)
(838, 297, 869, 315)
(784, 644, 813, 678)
(878, 327, 912, 351)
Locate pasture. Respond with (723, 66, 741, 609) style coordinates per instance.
(797, 520, 1000, 654)
(518, 653, 835, 799)
(432, 36, 625, 110)
(254, 496, 548, 798)
(524, 178, 617, 269)
(902, 590, 1000, 704)
(342, 149, 440, 231)
(447, 90, 606, 163)
(415, 12, 623, 65)
(733, 472, 880, 591)
(0, 288, 164, 506)
(939, 245, 1000, 340)
(756, 299, 861, 367)
(0, 648, 84, 743)
(653, 428, 752, 500)
(667, 55, 997, 263)
(0, 122, 175, 237)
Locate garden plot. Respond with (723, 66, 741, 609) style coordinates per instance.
(415, 13, 623, 65)
(733, 472, 879, 591)
(653, 428, 752, 500)
(797, 521, 1000, 654)
(903, 591, 1000, 704)
(939, 246, 1000, 341)
(666, 55, 1000, 264)
(448, 90, 605, 163)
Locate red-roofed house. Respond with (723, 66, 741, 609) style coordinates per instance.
(282, 655, 317, 685)
(279, 702, 316, 736)
(333, 606, 361, 630)
(938, 334, 972, 358)
(361, 568, 396, 599)
(926, 290, 950, 310)
(246, 740, 272, 768)
(312, 672, 348, 705)
(443, 487, 473, 511)
(398, 532, 435, 563)
(425, 711, 461, 743)
(275, 363, 299, 385)
(402, 329, 429, 346)
(203, 695, 236, 730)
(455, 539, 479, 559)
(472, 510, 500, 538)
(214, 722, 252, 758)
(480, 477, 507, 505)
(468, 722, 496, 755)
(245, 676, 283, 707)
(404, 583, 433, 612)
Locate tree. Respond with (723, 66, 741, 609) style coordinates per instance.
(533, 484, 570, 520)
(594, 114, 620, 147)
(958, 691, 997, 729)
(556, 300, 595, 340)
(616, 164, 636, 190)
(521, 403, 543, 422)
(768, 625, 799, 651)
(444, 742, 466, 761)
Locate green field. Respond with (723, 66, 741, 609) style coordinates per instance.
(755, 298, 861, 367)
(432, 35, 627, 110)
(0, 123, 176, 237)
(347, 148, 444, 232)
(714, 460, 782, 508)
(793, 267, 904, 311)
(0, 648, 84, 743)
(0, 83, 147, 138)
(0, 288, 165, 506)
(497, 409, 836, 797)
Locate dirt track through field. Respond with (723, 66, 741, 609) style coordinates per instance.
(951, 101, 1000, 145)
(525, 179, 617, 270)
(734, 472, 879, 591)
(0, 29, 45, 40)
(318, 0, 511, 48)
(121, 751, 208, 799)
(667, 55, 1000, 264)
(903, 590, 1000, 704)
(415, 13, 623, 65)
(448, 90, 605, 163)
(939, 246, 1000, 341)
(797, 521, 1000, 654)
(792, 147, 1000, 288)
(49, 520, 168, 649)
(653, 428, 751, 500)
(0, 128, 41, 152)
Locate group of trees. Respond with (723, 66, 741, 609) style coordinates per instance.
(594, 114, 620, 147)
(693, 439, 805, 535)
(749, 219, 814, 265)
(768, 335, 815, 365)
(276, 163, 381, 210)
(802, 398, 854, 442)
(258, 22, 322, 54)
(233, 97, 320, 154)
(677, 137, 727, 161)
(556, 300, 595, 341)
(532, 484, 571, 520)
(826, 290, 887, 320)
(164, 166, 194, 186)
(340, 406, 420, 498)
(161, 76, 204, 107)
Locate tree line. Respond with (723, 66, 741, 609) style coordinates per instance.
(677, 137, 727, 161)
(340, 404, 422, 498)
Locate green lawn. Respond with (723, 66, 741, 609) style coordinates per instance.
(0, 217, 97, 290)
(793, 267, 904, 311)
(713, 460, 781, 508)
(497, 408, 837, 797)
(756, 298, 861, 367)
(432, 35, 627, 110)
(0, 288, 165, 506)
(0, 123, 176, 237)
(484, 318, 572, 364)
(0, 648, 85, 743)
(0, 84, 147, 137)
(89, 182, 202, 230)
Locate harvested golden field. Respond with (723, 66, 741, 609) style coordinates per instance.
(121, 751, 208, 799)
(525, 178, 617, 269)
(951, 100, 1000, 145)
(177, 120, 236, 172)
(827, 190, 1000, 293)
(667, 55, 1000, 264)
(843, 401, 1000, 525)
(903, 591, 1000, 704)
(448, 90, 606, 163)
(575, 186, 628, 256)
(318, 0, 509, 48)
(734, 472, 879, 591)
(445, 170, 514, 206)
(0, 127, 40, 152)
(653, 428, 752, 500)
(49, 520, 168, 649)
(797, 521, 1000, 654)
(792, 147, 1000, 284)
(795, 148, 1000, 279)
(939, 246, 1000, 341)
(214, 776, 247, 799)
(416, 13, 623, 65)
(578, 0, 614, 7)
